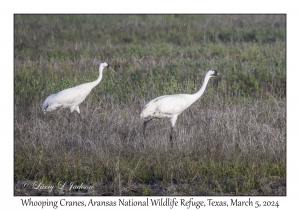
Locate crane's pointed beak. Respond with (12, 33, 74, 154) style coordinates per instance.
(107, 64, 116, 73)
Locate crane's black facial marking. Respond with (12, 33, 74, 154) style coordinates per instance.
(211, 70, 218, 76)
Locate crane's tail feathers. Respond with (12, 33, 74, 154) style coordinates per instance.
(42, 103, 49, 112)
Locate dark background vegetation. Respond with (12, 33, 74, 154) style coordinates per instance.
(14, 14, 286, 195)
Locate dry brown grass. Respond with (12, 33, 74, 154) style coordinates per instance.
(14, 92, 286, 195)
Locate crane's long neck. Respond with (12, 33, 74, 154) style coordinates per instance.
(189, 74, 211, 104)
(89, 65, 104, 88)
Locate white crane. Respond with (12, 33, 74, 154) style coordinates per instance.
(140, 69, 218, 145)
(42, 62, 114, 122)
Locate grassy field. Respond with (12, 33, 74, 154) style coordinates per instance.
(14, 14, 286, 195)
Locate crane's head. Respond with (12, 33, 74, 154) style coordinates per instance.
(101, 62, 110, 69)
(208, 69, 218, 77)
(101, 62, 116, 73)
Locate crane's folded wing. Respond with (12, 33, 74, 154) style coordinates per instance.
(141, 95, 189, 118)
(48, 87, 90, 105)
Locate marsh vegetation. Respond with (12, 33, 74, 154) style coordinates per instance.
(14, 14, 286, 195)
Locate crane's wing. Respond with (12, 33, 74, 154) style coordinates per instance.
(140, 94, 190, 119)
(155, 95, 190, 114)
(56, 86, 90, 104)
(42, 86, 90, 111)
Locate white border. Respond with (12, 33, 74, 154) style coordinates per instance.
(2, 0, 299, 209)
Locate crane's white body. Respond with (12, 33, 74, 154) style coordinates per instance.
(140, 69, 218, 143)
(42, 62, 111, 120)
(140, 94, 191, 127)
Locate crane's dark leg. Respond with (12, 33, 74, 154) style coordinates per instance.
(141, 121, 147, 149)
(79, 113, 83, 122)
(68, 112, 72, 123)
(143, 119, 152, 139)
(143, 121, 148, 139)
(170, 126, 174, 147)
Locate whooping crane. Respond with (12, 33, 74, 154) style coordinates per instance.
(42, 62, 115, 122)
(140, 69, 218, 145)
